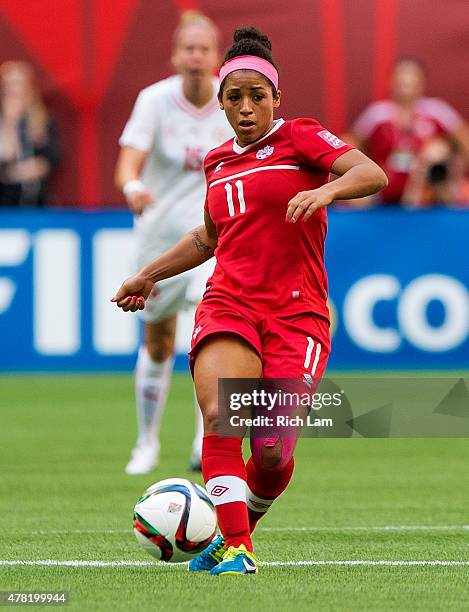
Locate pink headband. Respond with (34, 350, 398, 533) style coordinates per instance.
(219, 55, 279, 90)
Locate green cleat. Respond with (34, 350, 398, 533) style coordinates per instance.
(210, 545, 258, 576)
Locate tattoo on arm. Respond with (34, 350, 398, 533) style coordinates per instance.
(192, 230, 213, 256)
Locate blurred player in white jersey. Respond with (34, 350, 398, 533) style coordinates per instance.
(115, 12, 232, 474)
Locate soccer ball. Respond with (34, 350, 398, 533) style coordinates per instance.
(133, 478, 217, 562)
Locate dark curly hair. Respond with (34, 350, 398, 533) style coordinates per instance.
(219, 26, 279, 97)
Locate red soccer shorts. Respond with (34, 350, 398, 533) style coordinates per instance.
(189, 295, 331, 380)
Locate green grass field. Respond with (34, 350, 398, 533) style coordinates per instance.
(1, 373, 469, 611)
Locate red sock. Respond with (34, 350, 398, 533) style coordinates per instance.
(246, 456, 295, 533)
(202, 434, 252, 552)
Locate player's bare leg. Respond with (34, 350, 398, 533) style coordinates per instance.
(125, 317, 176, 475)
(190, 335, 261, 574)
(194, 335, 262, 433)
(189, 334, 262, 575)
(246, 381, 314, 531)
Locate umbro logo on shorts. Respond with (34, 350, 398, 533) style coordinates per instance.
(210, 485, 229, 497)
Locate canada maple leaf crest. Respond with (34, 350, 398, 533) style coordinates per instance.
(256, 145, 274, 159)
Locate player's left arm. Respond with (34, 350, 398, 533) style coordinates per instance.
(286, 150, 388, 222)
(111, 211, 218, 312)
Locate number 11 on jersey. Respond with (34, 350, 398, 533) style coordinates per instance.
(224, 180, 246, 217)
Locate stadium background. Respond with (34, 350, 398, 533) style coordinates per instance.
(0, 0, 468, 372)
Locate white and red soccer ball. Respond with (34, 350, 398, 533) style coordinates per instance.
(133, 478, 217, 562)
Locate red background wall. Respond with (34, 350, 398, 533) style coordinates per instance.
(1, 0, 468, 207)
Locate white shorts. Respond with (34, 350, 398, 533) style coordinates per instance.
(140, 258, 215, 324)
(134, 208, 214, 323)
(134, 207, 189, 269)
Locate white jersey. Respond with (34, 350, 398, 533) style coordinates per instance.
(120, 74, 233, 264)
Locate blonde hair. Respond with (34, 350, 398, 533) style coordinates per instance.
(0, 61, 49, 144)
(173, 10, 220, 49)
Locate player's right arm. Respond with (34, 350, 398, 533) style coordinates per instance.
(116, 85, 161, 214)
(111, 211, 218, 312)
(115, 146, 154, 215)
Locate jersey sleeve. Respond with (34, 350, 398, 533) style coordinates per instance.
(291, 118, 354, 172)
(119, 89, 159, 152)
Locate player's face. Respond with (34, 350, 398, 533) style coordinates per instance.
(220, 71, 281, 147)
(172, 24, 219, 83)
(391, 61, 425, 103)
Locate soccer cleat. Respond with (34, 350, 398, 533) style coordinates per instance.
(125, 442, 159, 475)
(210, 545, 258, 576)
(188, 535, 225, 571)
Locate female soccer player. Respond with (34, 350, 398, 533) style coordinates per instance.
(112, 27, 387, 574)
(115, 12, 232, 474)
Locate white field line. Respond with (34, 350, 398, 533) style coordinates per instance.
(30, 525, 469, 535)
(260, 525, 469, 532)
(1, 560, 469, 568)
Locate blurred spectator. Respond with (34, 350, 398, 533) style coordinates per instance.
(402, 137, 469, 208)
(346, 57, 469, 206)
(0, 61, 58, 206)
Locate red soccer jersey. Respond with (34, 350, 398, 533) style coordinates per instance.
(202, 118, 353, 321)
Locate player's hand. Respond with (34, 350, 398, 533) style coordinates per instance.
(126, 190, 154, 216)
(286, 187, 335, 223)
(110, 274, 154, 312)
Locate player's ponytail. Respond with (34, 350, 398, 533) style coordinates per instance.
(223, 26, 277, 69)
